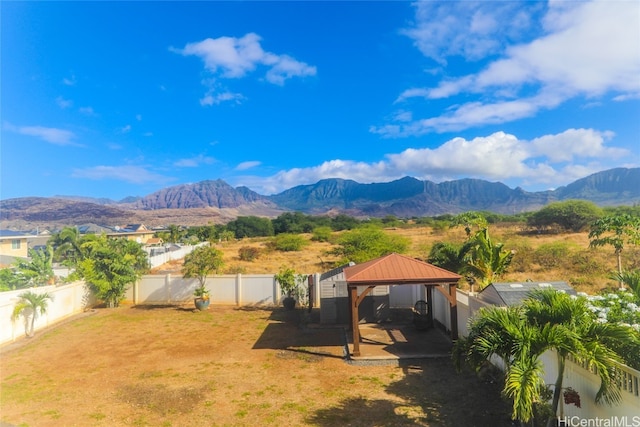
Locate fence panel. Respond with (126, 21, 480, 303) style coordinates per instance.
(1, 282, 93, 346)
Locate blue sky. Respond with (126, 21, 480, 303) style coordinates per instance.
(2, 1, 639, 201)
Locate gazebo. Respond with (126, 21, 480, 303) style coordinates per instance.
(343, 253, 462, 357)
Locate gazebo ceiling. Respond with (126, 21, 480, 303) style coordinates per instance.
(343, 253, 461, 285)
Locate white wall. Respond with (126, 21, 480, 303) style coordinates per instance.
(1, 282, 94, 345)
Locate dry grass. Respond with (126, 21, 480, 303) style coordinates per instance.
(151, 224, 639, 295)
(0, 305, 513, 427)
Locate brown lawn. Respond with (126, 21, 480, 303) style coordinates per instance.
(1, 305, 512, 427)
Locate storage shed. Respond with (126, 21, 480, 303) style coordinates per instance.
(476, 281, 576, 307)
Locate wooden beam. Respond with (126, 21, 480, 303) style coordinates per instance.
(434, 284, 456, 305)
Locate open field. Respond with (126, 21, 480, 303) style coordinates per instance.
(152, 224, 639, 295)
(0, 305, 512, 427)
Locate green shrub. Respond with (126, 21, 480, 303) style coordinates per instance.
(270, 234, 309, 252)
(311, 226, 332, 242)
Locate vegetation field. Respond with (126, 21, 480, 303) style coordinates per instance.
(152, 224, 639, 295)
(0, 305, 512, 427)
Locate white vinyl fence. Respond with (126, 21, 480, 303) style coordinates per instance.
(145, 243, 203, 269)
(456, 290, 640, 421)
(0, 281, 94, 345)
(124, 273, 320, 307)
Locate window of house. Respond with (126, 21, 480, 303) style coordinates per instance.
(11, 239, 21, 250)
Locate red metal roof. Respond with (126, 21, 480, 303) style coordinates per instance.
(344, 253, 462, 285)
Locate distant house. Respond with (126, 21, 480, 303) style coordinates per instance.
(476, 281, 576, 307)
(77, 223, 112, 235)
(106, 224, 155, 244)
(0, 230, 32, 265)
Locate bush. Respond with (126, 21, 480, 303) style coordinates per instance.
(311, 226, 332, 242)
(533, 242, 574, 268)
(270, 234, 309, 252)
(330, 226, 410, 263)
(527, 200, 603, 232)
(238, 246, 260, 261)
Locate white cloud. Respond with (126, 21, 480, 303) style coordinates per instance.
(172, 33, 316, 105)
(56, 96, 73, 109)
(200, 91, 245, 106)
(62, 74, 76, 86)
(136, 114, 142, 121)
(72, 165, 172, 185)
(401, 2, 541, 64)
(530, 128, 625, 162)
(174, 155, 216, 168)
(236, 128, 633, 194)
(173, 33, 316, 83)
(385, 1, 640, 135)
(235, 161, 261, 171)
(79, 106, 97, 116)
(119, 125, 132, 134)
(4, 122, 79, 146)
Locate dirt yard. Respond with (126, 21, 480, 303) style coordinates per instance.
(1, 305, 512, 426)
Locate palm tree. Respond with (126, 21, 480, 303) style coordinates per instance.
(455, 289, 636, 426)
(11, 291, 53, 337)
(465, 228, 514, 291)
(609, 270, 640, 299)
(454, 305, 550, 424)
(50, 226, 85, 266)
(523, 290, 634, 426)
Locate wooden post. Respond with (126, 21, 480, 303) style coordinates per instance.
(425, 284, 433, 324)
(449, 284, 458, 340)
(349, 285, 361, 356)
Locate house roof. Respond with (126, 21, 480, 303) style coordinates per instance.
(0, 229, 33, 239)
(319, 262, 355, 281)
(477, 281, 576, 307)
(343, 253, 462, 285)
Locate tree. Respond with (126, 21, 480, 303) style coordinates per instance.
(13, 246, 55, 287)
(329, 226, 410, 263)
(166, 224, 186, 244)
(11, 290, 53, 337)
(182, 245, 225, 292)
(450, 211, 488, 238)
(464, 228, 514, 291)
(225, 216, 274, 238)
(50, 226, 85, 266)
(455, 289, 636, 426)
(523, 290, 634, 427)
(272, 212, 314, 234)
(427, 241, 472, 274)
(589, 214, 640, 277)
(77, 235, 149, 307)
(0, 268, 23, 291)
(528, 200, 603, 232)
(609, 270, 640, 299)
(454, 305, 548, 424)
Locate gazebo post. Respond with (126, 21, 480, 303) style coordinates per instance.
(349, 285, 361, 356)
(449, 283, 458, 341)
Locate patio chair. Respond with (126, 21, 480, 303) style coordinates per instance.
(412, 300, 432, 330)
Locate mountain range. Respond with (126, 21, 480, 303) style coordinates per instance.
(1, 167, 638, 228)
